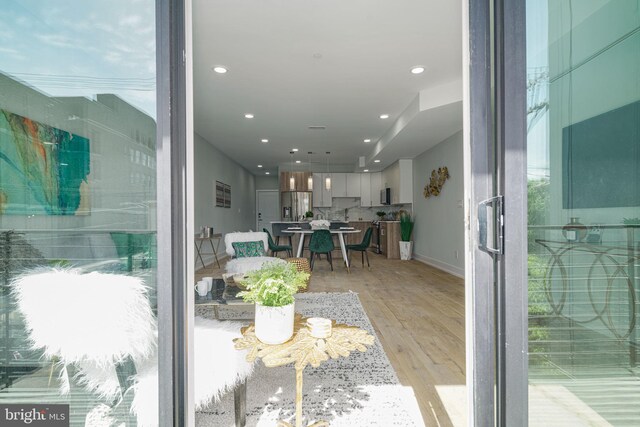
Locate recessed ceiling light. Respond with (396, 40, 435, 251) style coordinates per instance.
(257, 165, 263, 168)
(292, 148, 299, 152)
(379, 114, 389, 119)
(410, 66, 425, 74)
(244, 113, 254, 119)
(363, 139, 371, 143)
(213, 66, 228, 74)
(295, 160, 301, 164)
(265, 172, 270, 175)
(261, 139, 269, 143)
(374, 159, 381, 163)
(363, 169, 369, 172)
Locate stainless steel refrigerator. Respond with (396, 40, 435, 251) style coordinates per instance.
(280, 192, 313, 221)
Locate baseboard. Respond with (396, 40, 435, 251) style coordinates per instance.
(196, 253, 229, 270)
(413, 253, 465, 279)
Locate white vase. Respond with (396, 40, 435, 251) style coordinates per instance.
(255, 302, 295, 344)
(399, 241, 413, 260)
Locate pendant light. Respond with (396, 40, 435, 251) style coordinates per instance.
(289, 151, 295, 191)
(307, 151, 313, 191)
(325, 151, 331, 190)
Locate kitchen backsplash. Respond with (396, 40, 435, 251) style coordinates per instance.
(313, 197, 412, 221)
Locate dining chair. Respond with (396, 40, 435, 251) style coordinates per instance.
(308, 229, 335, 271)
(263, 228, 293, 257)
(346, 227, 373, 269)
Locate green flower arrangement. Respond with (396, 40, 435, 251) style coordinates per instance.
(237, 262, 309, 307)
(400, 212, 414, 242)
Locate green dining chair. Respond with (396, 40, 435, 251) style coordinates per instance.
(264, 228, 293, 258)
(346, 227, 373, 269)
(308, 229, 335, 271)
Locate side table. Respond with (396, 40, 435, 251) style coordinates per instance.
(195, 233, 222, 269)
(234, 313, 374, 427)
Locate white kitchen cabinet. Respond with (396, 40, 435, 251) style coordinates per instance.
(360, 173, 371, 207)
(381, 160, 413, 204)
(312, 173, 332, 207)
(369, 172, 383, 206)
(346, 173, 361, 197)
(331, 173, 347, 197)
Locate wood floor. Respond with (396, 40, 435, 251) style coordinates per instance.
(196, 251, 466, 426)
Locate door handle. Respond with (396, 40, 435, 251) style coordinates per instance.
(478, 195, 504, 255)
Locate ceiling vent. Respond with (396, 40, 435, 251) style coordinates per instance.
(308, 126, 326, 130)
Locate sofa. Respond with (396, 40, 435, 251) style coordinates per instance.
(223, 231, 286, 275)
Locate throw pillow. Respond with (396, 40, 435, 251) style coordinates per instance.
(232, 240, 265, 258)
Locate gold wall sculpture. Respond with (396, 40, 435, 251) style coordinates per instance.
(423, 166, 450, 198)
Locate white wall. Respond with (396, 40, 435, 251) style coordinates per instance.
(412, 131, 464, 277)
(194, 133, 256, 263)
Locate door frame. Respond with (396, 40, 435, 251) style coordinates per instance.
(464, 0, 528, 425)
(256, 189, 280, 231)
(156, 0, 195, 425)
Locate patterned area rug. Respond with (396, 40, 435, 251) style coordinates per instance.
(196, 292, 425, 427)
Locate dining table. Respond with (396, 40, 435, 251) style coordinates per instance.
(283, 227, 361, 272)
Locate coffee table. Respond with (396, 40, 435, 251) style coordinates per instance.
(194, 278, 253, 320)
(234, 313, 374, 427)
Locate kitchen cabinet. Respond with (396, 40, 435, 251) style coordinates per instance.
(379, 221, 400, 259)
(280, 171, 313, 192)
(369, 172, 383, 207)
(312, 173, 332, 207)
(346, 173, 361, 197)
(381, 160, 413, 204)
(360, 174, 371, 207)
(331, 173, 347, 197)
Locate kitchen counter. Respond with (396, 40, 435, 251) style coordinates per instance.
(270, 220, 350, 224)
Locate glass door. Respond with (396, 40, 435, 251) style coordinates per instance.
(524, 1, 640, 425)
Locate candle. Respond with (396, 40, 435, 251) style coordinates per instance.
(307, 317, 332, 339)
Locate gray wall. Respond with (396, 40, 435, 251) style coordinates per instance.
(255, 176, 279, 190)
(194, 133, 256, 261)
(412, 131, 464, 277)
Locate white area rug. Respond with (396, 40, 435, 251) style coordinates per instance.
(196, 292, 425, 427)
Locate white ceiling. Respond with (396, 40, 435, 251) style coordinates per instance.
(193, 0, 463, 176)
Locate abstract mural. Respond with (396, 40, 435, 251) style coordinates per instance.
(0, 109, 90, 215)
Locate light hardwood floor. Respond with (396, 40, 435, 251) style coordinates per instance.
(196, 251, 466, 426)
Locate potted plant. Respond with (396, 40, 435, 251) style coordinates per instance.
(237, 262, 309, 344)
(399, 212, 414, 260)
(304, 211, 314, 220)
(376, 211, 386, 221)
